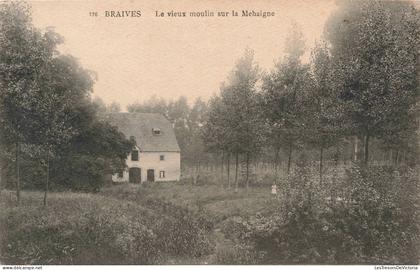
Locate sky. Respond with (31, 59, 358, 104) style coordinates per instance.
(30, 0, 337, 109)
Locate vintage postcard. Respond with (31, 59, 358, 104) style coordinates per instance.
(0, 0, 419, 267)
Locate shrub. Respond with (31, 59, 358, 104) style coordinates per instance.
(229, 164, 419, 264)
(0, 192, 215, 264)
(323, 165, 419, 264)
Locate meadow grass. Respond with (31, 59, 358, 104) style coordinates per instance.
(0, 186, 219, 264)
(0, 181, 278, 264)
(101, 181, 278, 221)
(1, 165, 417, 265)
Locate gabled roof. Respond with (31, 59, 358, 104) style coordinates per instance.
(104, 113, 180, 152)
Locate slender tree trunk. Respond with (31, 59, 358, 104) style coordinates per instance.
(319, 146, 324, 185)
(245, 152, 250, 190)
(194, 159, 200, 185)
(402, 151, 406, 165)
(221, 151, 224, 188)
(287, 144, 293, 174)
(363, 134, 370, 166)
(15, 141, 20, 205)
(234, 153, 239, 193)
(335, 144, 340, 167)
(227, 153, 231, 189)
(198, 160, 201, 182)
(0, 160, 2, 195)
(389, 149, 393, 165)
(274, 146, 280, 184)
(354, 136, 358, 162)
(43, 150, 50, 207)
(393, 150, 398, 165)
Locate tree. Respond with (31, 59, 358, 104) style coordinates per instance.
(92, 96, 107, 115)
(127, 95, 168, 116)
(325, 0, 420, 165)
(107, 101, 121, 113)
(216, 48, 263, 190)
(305, 42, 342, 182)
(185, 98, 208, 176)
(27, 55, 96, 205)
(202, 94, 231, 186)
(0, 2, 134, 199)
(261, 24, 309, 175)
(0, 2, 56, 204)
(51, 119, 134, 191)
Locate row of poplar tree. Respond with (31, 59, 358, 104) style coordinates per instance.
(202, 0, 420, 188)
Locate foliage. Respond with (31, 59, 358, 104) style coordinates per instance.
(48, 120, 134, 191)
(217, 48, 263, 156)
(220, 164, 419, 264)
(325, 0, 420, 164)
(0, 191, 214, 264)
(0, 2, 133, 193)
(305, 42, 344, 173)
(260, 24, 311, 172)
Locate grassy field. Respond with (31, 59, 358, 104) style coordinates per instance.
(1, 165, 418, 265)
(0, 182, 278, 264)
(101, 182, 278, 221)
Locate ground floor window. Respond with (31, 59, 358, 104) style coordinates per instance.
(159, 171, 165, 178)
(117, 170, 124, 178)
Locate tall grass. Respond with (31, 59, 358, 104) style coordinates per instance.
(0, 190, 214, 264)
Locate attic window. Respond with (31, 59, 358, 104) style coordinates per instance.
(152, 128, 161, 136)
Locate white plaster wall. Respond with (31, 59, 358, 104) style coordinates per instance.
(112, 150, 180, 182)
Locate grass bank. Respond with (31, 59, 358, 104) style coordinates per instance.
(0, 189, 215, 264)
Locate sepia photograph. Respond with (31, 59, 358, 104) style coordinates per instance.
(0, 0, 419, 267)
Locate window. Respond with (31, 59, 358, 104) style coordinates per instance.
(152, 128, 161, 135)
(159, 171, 165, 178)
(160, 155, 165, 161)
(131, 150, 139, 161)
(117, 170, 124, 178)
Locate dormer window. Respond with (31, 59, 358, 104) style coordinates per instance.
(152, 128, 161, 136)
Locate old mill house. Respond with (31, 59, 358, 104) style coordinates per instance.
(104, 113, 181, 183)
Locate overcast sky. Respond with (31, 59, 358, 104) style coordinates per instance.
(30, 0, 337, 108)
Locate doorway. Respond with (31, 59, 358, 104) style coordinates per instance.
(129, 168, 141, 183)
(147, 169, 155, 182)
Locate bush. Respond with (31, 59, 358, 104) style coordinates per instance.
(0, 192, 215, 264)
(324, 165, 419, 264)
(142, 198, 215, 257)
(227, 164, 419, 264)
